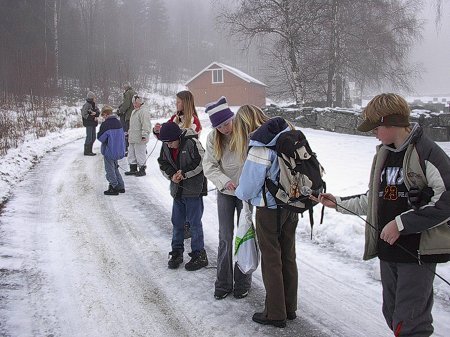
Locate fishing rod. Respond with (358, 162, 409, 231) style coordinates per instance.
(247, 185, 449, 286)
(118, 138, 159, 172)
(302, 188, 450, 287)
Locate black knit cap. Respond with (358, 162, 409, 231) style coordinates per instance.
(159, 122, 182, 142)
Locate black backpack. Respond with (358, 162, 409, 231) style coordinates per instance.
(264, 129, 326, 238)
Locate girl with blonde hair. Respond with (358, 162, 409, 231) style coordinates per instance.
(153, 90, 202, 137)
(204, 99, 270, 300)
(230, 104, 271, 163)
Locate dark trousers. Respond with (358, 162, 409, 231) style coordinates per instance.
(215, 193, 252, 293)
(119, 115, 130, 151)
(85, 126, 96, 145)
(380, 260, 436, 337)
(255, 207, 298, 320)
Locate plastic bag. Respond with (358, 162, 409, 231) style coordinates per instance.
(235, 202, 259, 274)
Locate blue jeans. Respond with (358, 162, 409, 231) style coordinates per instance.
(104, 157, 124, 189)
(171, 197, 204, 253)
(85, 126, 96, 145)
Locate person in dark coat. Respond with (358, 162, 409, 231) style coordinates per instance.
(117, 82, 136, 152)
(81, 91, 100, 156)
(157, 122, 208, 272)
(97, 105, 126, 195)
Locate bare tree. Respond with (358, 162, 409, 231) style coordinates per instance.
(219, 0, 422, 106)
(78, 0, 99, 89)
(53, 0, 61, 87)
(218, 0, 327, 105)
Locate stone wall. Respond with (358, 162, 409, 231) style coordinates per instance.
(264, 106, 450, 142)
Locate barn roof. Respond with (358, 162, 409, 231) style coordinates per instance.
(185, 62, 266, 87)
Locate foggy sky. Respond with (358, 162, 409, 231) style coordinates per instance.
(410, 2, 450, 95)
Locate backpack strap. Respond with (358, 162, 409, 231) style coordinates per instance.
(277, 206, 282, 238)
(263, 179, 282, 237)
(309, 207, 314, 240)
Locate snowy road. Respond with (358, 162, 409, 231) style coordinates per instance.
(0, 137, 449, 337)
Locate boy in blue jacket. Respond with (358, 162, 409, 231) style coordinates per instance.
(97, 105, 126, 195)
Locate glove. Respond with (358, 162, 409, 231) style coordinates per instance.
(408, 186, 434, 209)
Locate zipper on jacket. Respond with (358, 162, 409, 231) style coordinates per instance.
(417, 250, 422, 265)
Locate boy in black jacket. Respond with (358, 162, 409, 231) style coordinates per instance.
(157, 122, 208, 271)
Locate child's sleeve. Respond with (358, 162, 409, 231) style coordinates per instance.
(183, 139, 204, 179)
(157, 147, 177, 180)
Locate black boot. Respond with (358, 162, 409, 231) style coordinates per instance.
(104, 185, 119, 196)
(89, 143, 96, 155)
(185, 249, 208, 271)
(109, 184, 125, 193)
(125, 164, 138, 176)
(168, 250, 183, 269)
(84, 144, 95, 156)
(135, 165, 146, 177)
(252, 312, 286, 328)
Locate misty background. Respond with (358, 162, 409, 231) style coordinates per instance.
(0, 0, 449, 111)
(411, 1, 450, 95)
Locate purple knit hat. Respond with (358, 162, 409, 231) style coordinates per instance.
(205, 96, 234, 128)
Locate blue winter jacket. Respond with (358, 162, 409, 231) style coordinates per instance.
(97, 115, 126, 160)
(235, 117, 290, 208)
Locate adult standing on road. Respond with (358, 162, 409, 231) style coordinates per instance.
(117, 82, 136, 153)
(125, 95, 151, 177)
(81, 91, 100, 156)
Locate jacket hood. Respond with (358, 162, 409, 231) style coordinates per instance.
(382, 122, 421, 153)
(249, 116, 290, 147)
(182, 127, 199, 140)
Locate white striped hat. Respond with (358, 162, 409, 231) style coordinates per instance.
(205, 96, 234, 128)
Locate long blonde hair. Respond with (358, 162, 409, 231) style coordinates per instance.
(230, 105, 270, 163)
(211, 128, 229, 161)
(175, 90, 200, 129)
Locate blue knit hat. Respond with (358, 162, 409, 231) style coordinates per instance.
(205, 96, 234, 128)
(160, 122, 182, 142)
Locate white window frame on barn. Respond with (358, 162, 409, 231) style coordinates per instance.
(212, 69, 223, 83)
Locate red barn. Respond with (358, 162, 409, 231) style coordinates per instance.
(185, 62, 267, 108)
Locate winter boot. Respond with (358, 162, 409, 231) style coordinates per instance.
(252, 312, 286, 328)
(84, 144, 95, 156)
(109, 184, 125, 193)
(168, 250, 183, 269)
(125, 164, 138, 176)
(185, 249, 208, 271)
(135, 165, 146, 177)
(104, 185, 119, 196)
(88, 143, 96, 155)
